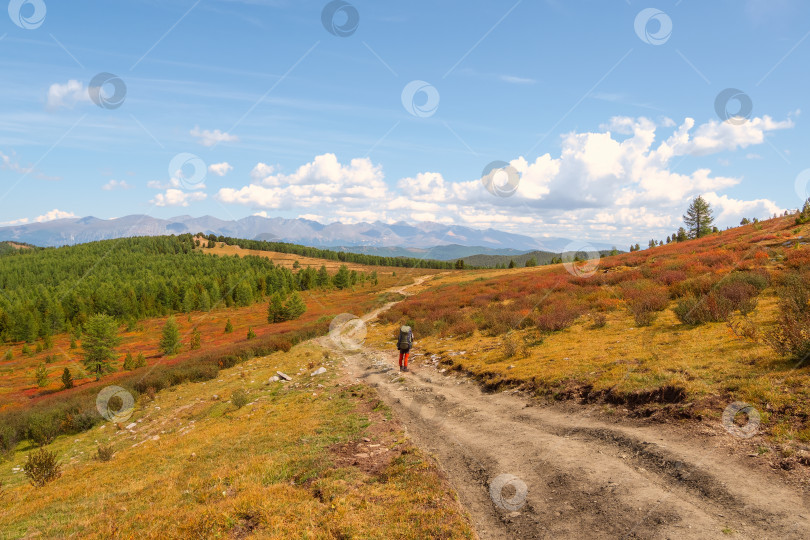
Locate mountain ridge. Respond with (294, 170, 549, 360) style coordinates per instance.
(0, 214, 616, 254)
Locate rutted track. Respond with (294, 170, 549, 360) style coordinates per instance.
(323, 277, 810, 539)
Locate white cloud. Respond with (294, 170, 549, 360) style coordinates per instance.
(208, 162, 233, 177)
(215, 115, 793, 244)
(190, 126, 239, 147)
(102, 179, 131, 191)
(253, 211, 269, 218)
(151, 189, 207, 207)
(36, 209, 77, 222)
(47, 80, 90, 110)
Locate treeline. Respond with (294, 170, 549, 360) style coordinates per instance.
(0, 234, 373, 343)
(202, 234, 456, 269)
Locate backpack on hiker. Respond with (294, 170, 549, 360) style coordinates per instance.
(397, 325, 413, 351)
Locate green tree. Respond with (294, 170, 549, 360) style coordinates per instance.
(332, 265, 351, 290)
(676, 227, 688, 242)
(61, 367, 74, 389)
(189, 327, 201, 350)
(134, 352, 147, 368)
(35, 363, 49, 388)
(267, 292, 286, 323)
(82, 314, 120, 380)
(247, 327, 256, 340)
(159, 316, 181, 356)
(224, 319, 233, 333)
(508, 259, 516, 269)
(525, 257, 537, 267)
(454, 259, 465, 269)
(740, 217, 751, 226)
(122, 352, 135, 370)
(683, 195, 715, 238)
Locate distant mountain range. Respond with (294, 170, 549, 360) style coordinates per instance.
(0, 214, 616, 258)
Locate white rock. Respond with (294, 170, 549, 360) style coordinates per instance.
(311, 367, 327, 377)
(276, 371, 292, 381)
(269, 376, 280, 382)
(125, 423, 137, 430)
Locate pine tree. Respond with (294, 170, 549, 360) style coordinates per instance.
(224, 319, 233, 333)
(676, 227, 688, 242)
(159, 316, 181, 356)
(740, 217, 751, 225)
(683, 196, 715, 238)
(82, 314, 120, 380)
(283, 292, 306, 320)
(634, 244, 640, 251)
(332, 265, 351, 290)
(508, 259, 516, 268)
(123, 352, 135, 370)
(135, 352, 147, 368)
(61, 367, 74, 389)
(190, 326, 201, 350)
(247, 327, 256, 340)
(525, 257, 537, 267)
(267, 292, 287, 323)
(35, 363, 49, 387)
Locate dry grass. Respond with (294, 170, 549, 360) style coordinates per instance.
(0, 342, 473, 538)
(202, 242, 388, 273)
(368, 216, 810, 445)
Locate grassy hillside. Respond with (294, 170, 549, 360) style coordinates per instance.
(0, 341, 473, 538)
(371, 215, 810, 450)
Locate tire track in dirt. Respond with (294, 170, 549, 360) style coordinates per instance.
(324, 277, 810, 539)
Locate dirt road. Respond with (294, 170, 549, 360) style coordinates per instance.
(325, 277, 810, 539)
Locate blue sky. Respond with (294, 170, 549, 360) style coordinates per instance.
(1, 0, 809, 245)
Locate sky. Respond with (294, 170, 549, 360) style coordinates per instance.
(1, 0, 809, 247)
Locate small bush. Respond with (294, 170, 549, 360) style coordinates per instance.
(96, 443, 115, 462)
(589, 312, 607, 329)
(231, 389, 249, 409)
(536, 300, 585, 332)
(444, 318, 477, 338)
(24, 448, 62, 487)
(764, 272, 810, 361)
(501, 336, 519, 359)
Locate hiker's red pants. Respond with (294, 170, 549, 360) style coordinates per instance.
(398, 351, 409, 368)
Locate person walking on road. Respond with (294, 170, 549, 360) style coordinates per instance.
(397, 325, 414, 372)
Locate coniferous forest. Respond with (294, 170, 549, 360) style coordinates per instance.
(0, 234, 375, 343)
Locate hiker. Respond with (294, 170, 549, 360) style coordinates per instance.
(397, 325, 414, 372)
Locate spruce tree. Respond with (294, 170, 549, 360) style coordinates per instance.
(683, 196, 715, 238)
(159, 316, 181, 356)
(61, 367, 74, 389)
(82, 314, 120, 381)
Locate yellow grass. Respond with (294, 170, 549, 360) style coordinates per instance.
(0, 342, 473, 539)
(366, 280, 810, 445)
(200, 241, 401, 273)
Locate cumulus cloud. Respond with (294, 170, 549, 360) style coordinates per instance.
(47, 80, 90, 110)
(208, 162, 233, 177)
(190, 126, 239, 147)
(215, 115, 792, 243)
(37, 209, 77, 222)
(102, 179, 131, 191)
(151, 189, 207, 207)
